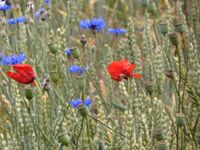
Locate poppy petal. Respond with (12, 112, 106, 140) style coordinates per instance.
(6, 64, 35, 85)
(6, 71, 19, 80)
(132, 73, 142, 78)
(13, 64, 34, 74)
(127, 64, 136, 73)
(121, 59, 129, 66)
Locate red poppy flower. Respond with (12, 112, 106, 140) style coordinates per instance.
(107, 59, 142, 81)
(6, 64, 36, 86)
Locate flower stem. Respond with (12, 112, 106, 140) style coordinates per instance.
(78, 59, 109, 112)
(76, 117, 84, 150)
(88, 114, 125, 138)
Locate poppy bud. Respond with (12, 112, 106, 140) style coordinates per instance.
(50, 71, 60, 83)
(173, 18, 185, 33)
(159, 22, 168, 35)
(25, 87, 34, 100)
(195, 133, 200, 145)
(147, 2, 157, 16)
(156, 141, 168, 150)
(77, 104, 88, 117)
(176, 113, 185, 127)
(76, 76, 86, 90)
(168, 32, 179, 47)
(58, 132, 70, 146)
(153, 128, 165, 141)
(98, 141, 105, 150)
(175, 23, 185, 33)
(111, 101, 127, 112)
(80, 34, 87, 45)
(70, 48, 80, 59)
(48, 42, 59, 54)
(138, 0, 149, 7)
(144, 81, 153, 96)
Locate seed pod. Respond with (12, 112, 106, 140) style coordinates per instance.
(58, 132, 70, 146)
(176, 113, 185, 127)
(159, 22, 168, 35)
(98, 141, 105, 150)
(48, 42, 58, 54)
(173, 18, 185, 33)
(50, 72, 59, 83)
(157, 141, 168, 150)
(70, 48, 80, 59)
(76, 76, 86, 90)
(138, 0, 149, 7)
(168, 32, 179, 46)
(25, 87, 34, 100)
(153, 128, 165, 141)
(175, 23, 185, 33)
(144, 81, 153, 96)
(77, 104, 88, 117)
(147, 2, 157, 16)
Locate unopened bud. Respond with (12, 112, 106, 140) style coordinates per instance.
(153, 128, 165, 141)
(144, 81, 153, 95)
(50, 71, 60, 83)
(77, 104, 88, 117)
(147, 2, 157, 16)
(175, 23, 185, 33)
(156, 141, 168, 150)
(176, 113, 185, 127)
(58, 132, 70, 146)
(159, 21, 168, 35)
(70, 48, 80, 59)
(173, 18, 185, 33)
(168, 32, 179, 46)
(48, 42, 59, 54)
(98, 141, 105, 150)
(76, 76, 86, 90)
(138, 0, 149, 7)
(25, 87, 34, 100)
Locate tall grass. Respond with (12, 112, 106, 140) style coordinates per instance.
(0, 0, 200, 149)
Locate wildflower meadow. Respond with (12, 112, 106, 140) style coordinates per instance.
(0, 0, 200, 150)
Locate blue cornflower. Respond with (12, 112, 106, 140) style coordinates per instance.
(0, 1, 13, 11)
(0, 53, 26, 65)
(70, 99, 92, 108)
(44, 0, 51, 5)
(68, 65, 85, 75)
(80, 17, 105, 32)
(108, 28, 127, 35)
(7, 17, 27, 24)
(65, 47, 71, 57)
